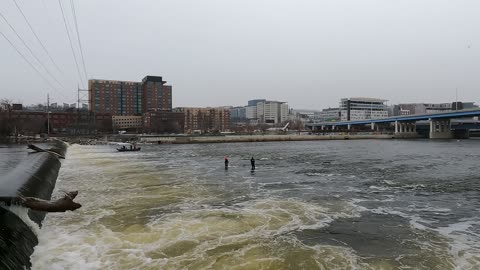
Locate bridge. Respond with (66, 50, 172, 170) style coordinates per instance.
(305, 108, 480, 139)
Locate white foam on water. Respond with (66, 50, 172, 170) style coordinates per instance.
(31, 195, 361, 269)
(382, 179, 396, 186)
(353, 202, 480, 269)
(368, 185, 390, 191)
(434, 219, 480, 270)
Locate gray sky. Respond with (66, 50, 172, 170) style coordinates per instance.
(1, 0, 479, 110)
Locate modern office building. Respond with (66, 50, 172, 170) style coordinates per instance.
(245, 106, 257, 120)
(256, 101, 289, 124)
(395, 102, 478, 116)
(247, 99, 266, 107)
(229, 107, 247, 122)
(291, 109, 319, 120)
(339, 97, 389, 121)
(88, 75, 172, 116)
(313, 108, 342, 122)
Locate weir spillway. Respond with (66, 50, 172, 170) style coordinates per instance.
(0, 141, 67, 269)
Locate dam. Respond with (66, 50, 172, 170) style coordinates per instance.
(0, 141, 68, 269)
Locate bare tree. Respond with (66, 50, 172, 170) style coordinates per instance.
(0, 98, 13, 112)
(0, 99, 14, 138)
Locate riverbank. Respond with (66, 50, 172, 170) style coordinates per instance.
(140, 133, 421, 144)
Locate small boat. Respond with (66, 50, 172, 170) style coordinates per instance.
(116, 147, 141, 152)
(115, 142, 141, 152)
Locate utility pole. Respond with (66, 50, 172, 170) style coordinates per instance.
(47, 93, 50, 136)
(77, 85, 89, 134)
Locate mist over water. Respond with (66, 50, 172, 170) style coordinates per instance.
(21, 140, 480, 269)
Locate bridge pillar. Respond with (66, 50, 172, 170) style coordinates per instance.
(371, 123, 375, 130)
(406, 122, 417, 133)
(394, 121, 418, 137)
(429, 119, 453, 139)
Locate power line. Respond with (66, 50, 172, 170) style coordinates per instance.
(70, 0, 88, 82)
(12, 0, 64, 77)
(58, 0, 84, 89)
(0, 10, 65, 90)
(0, 30, 60, 93)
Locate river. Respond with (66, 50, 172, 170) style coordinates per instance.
(3, 140, 480, 269)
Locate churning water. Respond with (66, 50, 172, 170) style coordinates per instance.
(17, 140, 480, 269)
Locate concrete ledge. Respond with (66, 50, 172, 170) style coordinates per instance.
(0, 140, 67, 269)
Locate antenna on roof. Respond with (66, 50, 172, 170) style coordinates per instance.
(455, 88, 458, 111)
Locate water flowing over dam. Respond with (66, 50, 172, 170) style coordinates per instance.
(0, 141, 67, 269)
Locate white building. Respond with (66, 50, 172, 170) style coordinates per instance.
(339, 97, 388, 121)
(256, 101, 289, 124)
(314, 108, 341, 122)
(245, 106, 257, 119)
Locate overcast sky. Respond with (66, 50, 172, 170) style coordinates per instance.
(1, 0, 479, 110)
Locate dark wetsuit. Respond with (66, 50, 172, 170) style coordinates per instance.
(250, 157, 255, 170)
(225, 158, 229, 169)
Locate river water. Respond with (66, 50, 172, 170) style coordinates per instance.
(4, 140, 480, 269)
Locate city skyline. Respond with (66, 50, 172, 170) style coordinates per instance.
(1, 0, 479, 109)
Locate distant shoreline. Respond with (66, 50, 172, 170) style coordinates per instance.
(140, 134, 421, 144)
(6, 133, 479, 145)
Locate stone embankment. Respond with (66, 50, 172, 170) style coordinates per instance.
(140, 133, 421, 144)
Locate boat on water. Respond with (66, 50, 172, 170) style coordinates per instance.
(116, 147, 141, 152)
(114, 142, 141, 152)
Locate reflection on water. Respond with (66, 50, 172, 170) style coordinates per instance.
(21, 140, 480, 269)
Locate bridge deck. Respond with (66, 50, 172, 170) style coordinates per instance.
(307, 109, 480, 127)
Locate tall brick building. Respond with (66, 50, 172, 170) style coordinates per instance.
(89, 75, 172, 115)
(142, 76, 172, 113)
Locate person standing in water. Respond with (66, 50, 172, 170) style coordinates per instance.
(224, 156, 229, 169)
(250, 157, 255, 170)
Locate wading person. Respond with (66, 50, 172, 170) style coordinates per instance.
(224, 156, 229, 169)
(250, 157, 255, 170)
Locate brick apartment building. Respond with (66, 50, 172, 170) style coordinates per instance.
(143, 111, 185, 134)
(0, 110, 112, 135)
(89, 75, 172, 116)
(175, 107, 230, 134)
(112, 115, 143, 131)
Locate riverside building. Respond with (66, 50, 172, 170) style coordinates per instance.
(256, 101, 289, 124)
(175, 107, 230, 134)
(339, 97, 388, 121)
(88, 75, 172, 116)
